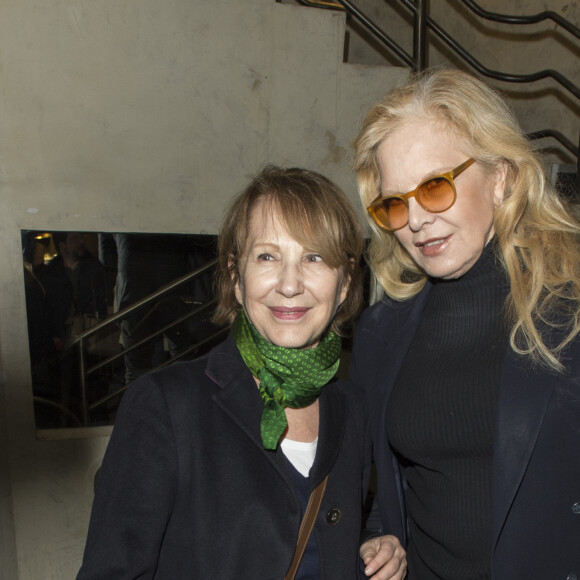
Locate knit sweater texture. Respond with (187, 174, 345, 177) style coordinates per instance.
(386, 242, 509, 579)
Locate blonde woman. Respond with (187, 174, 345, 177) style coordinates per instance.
(350, 69, 580, 579)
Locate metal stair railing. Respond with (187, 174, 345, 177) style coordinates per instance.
(460, 1, 580, 40)
(65, 257, 227, 426)
(296, 0, 580, 172)
(410, 1, 580, 99)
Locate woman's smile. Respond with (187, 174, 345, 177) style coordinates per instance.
(269, 306, 311, 320)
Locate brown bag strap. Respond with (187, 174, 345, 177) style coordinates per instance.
(284, 474, 329, 580)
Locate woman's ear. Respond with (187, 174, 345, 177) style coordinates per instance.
(493, 160, 508, 207)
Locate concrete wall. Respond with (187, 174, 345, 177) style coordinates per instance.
(0, 1, 407, 577)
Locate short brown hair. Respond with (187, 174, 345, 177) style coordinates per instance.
(213, 165, 364, 335)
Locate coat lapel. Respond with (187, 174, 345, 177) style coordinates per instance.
(205, 335, 293, 484)
(365, 284, 432, 443)
(491, 349, 558, 546)
(354, 285, 431, 545)
(309, 384, 346, 487)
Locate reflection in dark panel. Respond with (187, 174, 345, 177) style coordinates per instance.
(22, 230, 223, 430)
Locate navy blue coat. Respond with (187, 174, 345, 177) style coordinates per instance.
(77, 335, 370, 579)
(349, 283, 580, 580)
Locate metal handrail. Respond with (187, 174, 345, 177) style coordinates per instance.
(419, 7, 580, 101)
(89, 325, 228, 412)
(298, 0, 415, 67)
(528, 130, 579, 159)
(68, 258, 220, 425)
(461, 0, 580, 40)
(296, 0, 580, 162)
(67, 259, 217, 347)
(85, 300, 217, 376)
(298, 0, 580, 61)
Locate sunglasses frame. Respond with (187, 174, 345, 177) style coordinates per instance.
(367, 158, 476, 232)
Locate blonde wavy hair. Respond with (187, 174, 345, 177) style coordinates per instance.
(353, 68, 580, 372)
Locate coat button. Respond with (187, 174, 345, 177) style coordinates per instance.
(326, 507, 341, 525)
(571, 502, 580, 515)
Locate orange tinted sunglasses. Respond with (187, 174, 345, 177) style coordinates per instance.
(367, 158, 476, 232)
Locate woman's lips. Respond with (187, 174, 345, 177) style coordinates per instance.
(415, 235, 451, 256)
(269, 307, 310, 320)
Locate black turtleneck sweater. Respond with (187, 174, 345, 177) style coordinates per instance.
(386, 242, 509, 579)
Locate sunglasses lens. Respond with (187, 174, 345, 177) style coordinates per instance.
(417, 177, 455, 212)
(382, 197, 408, 230)
(370, 197, 408, 231)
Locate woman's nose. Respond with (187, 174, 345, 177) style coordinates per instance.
(407, 197, 436, 231)
(276, 263, 304, 297)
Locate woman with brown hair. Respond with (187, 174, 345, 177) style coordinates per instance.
(77, 166, 406, 579)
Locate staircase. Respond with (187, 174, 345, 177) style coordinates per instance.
(291, 0, 580, 193)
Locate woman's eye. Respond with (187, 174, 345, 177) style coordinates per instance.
(305, 254, 323, 263)
(257, 253, 274, 261)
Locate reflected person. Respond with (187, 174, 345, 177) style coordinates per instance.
(37, 232, 109, 349)
(98, 232, 215, 384)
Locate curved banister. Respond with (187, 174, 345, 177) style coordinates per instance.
(71, 258, 221, 425)
(461, 0, 580, 40)
(423, 13, 580, 101)
(298, 0, 580, 41)
(296, 0, 579, 163)
(527, 130, 579, 159)
(297, 0, 415, 67)
(303, 0, 580, 101)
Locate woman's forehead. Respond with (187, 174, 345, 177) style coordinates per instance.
(377, 122, 469, 189)
(245, 195, 335, 258)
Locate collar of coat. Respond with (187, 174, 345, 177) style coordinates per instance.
(204, 334, 348, 490)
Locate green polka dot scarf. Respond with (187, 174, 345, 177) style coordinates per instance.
(231, 310, 341, 450)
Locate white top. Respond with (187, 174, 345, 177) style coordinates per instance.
(280, 437, 318, 477)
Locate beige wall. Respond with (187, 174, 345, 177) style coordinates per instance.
(0, 1, 406, 577)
